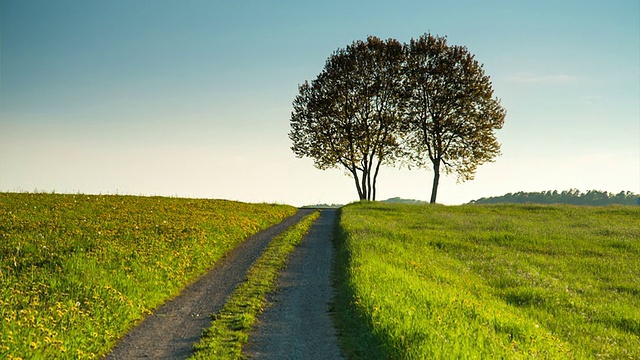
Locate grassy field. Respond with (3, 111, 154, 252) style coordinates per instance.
(0, 192, 296, 359)
(334, 202, 640, 359)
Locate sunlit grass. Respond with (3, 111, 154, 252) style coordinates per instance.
(334, 202, 640, 359)
(0, 192, 296, 359)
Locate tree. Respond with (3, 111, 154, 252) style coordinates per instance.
(403, 34, 506, 203)
(289, 36, 405, 200)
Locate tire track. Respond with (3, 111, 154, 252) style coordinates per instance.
(243, 209, 344, 359)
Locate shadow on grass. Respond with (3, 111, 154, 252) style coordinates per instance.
(330, 208, 393, 360)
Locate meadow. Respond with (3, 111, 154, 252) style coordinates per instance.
(334, 202, 640, 359)
(0, 193, 296, 359)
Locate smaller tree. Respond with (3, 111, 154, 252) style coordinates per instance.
(403, 34, 506, 203)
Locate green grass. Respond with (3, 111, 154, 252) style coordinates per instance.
(0, 192, 296, 359)
(334, 202, 640, 359)
(191, 210, 320, 359)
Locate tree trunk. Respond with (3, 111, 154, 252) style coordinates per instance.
(363, 157, 372, 201)
(367, 170, 372, 201)
(361, 166, 369, 201)
(372, 157, 383, 201)
(351, 169, 365, 200)
(360, 173, 367, 200)
(430, 159, 441, 204)
(366, 157, 373, 201)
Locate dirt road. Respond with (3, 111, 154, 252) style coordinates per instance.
(105, 209, 314, 360)
(243, 209, 344, 359)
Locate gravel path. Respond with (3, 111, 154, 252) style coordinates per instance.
(243, 209, 344, 359)
(105, 209, 314, 360)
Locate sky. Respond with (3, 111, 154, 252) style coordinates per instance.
(1, 0, 639, 207)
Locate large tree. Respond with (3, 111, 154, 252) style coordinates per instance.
(403, 34, 506, 203)
(289, 36, 405, 200)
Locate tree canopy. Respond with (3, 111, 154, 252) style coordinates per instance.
(403, 34, 505, 203)
(290, 36, 405, 201)
(289, 34, 505, 202)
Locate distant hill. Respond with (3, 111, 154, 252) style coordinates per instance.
(301, 203, 343, 209)
(469, 189, 640, 206)
(381, 197, 428, 205)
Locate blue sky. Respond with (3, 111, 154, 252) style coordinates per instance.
(1, 0, 638, 206)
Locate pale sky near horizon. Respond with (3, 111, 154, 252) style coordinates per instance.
(1, 0, 639, 206)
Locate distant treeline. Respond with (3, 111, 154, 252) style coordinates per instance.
(301, 203, 343, 209)
(470, 189, 640, 206)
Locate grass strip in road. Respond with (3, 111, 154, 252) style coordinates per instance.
(190, 211, 320, 359)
